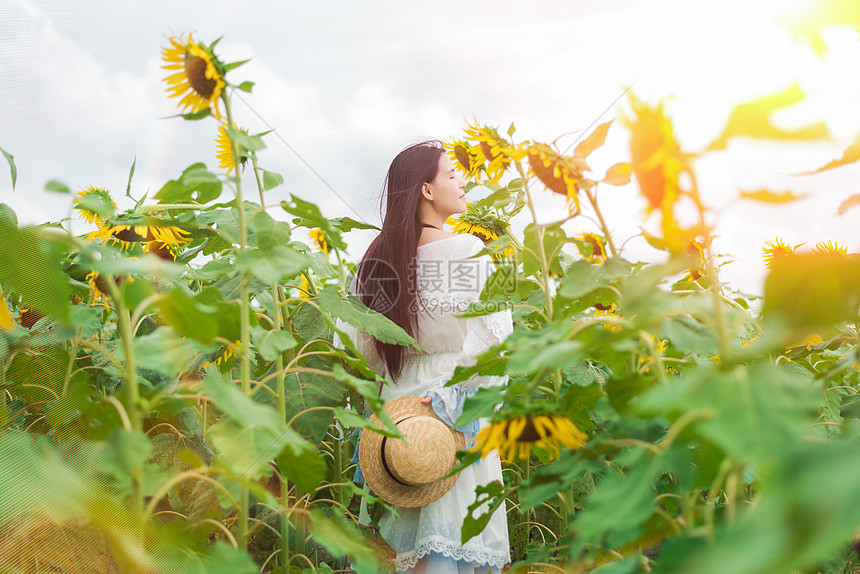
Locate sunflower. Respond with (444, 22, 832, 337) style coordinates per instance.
(86, 219, 191, 254)
(445, 139, 482, 179)
(215, 123, 248, 175)
(638, 332, 669, 372)
(463, 120, 526, 185)
(470, 414, 587, 462)
(527, 143, 589, 214)
(791, 333, 824, 351)
(812, 240, 848, 256)
(73, 186, 117, 226)
(147, 241, 177, 262)
(15, 307, 45, 329)
(0, 301, 13, 332)
(762, 237, 800, 269)
(85, 272, 112, 308)
(202, 340, 240, 368)
(446, 203, 514, 259)
(162, 33, 226, 118)
(298, 274, 312, 299)
(309, 228, 330, 258)
(682, 237, 707, 281)
(577, 232, 607, 264)
(594, 303, 622, 332)
(619, 92, 689, 214)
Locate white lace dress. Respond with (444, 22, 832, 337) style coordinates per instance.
(333, 234, 513, 573)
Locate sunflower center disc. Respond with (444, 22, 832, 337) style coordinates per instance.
(184, 52, 216, 99)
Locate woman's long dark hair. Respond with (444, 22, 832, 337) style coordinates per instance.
(355, 140, 444, 382)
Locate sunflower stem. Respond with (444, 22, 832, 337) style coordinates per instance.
(251, 155, 296, 565)
(516, 161, 563, 400)
(332, 432, 345, 570)
(335, 249, 348, 291)
(251, 157, 266, 207)
(584, 187, 618, 258)
(515, 161, 553, 323)
(524, 455, 532, 553)
(689, 168, 730, 360)
(106, 277, 144, 517)
(223, 90, 252, 552)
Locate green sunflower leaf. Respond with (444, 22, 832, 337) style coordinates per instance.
(660, 315, 720, 356)
(632, 362, 819, 464)
(0, 145, 15, 191)
(281, 367, 347, 443)
(226, 126, 265, 152)
(522, 222, 568, 278)
(333, 406, 399, 437)
(115, 327, 200, 377)
(156, 541, 258, 574)
(250, 324, 297, 361)
(180, 108, 211, 121)
(125, 156, 136, 198)
(0, 222, 71, 323)
(308, 508, 380, 574)
(224, 58, 251, 72)
(462, 480, 505, 544)
(107, 428, 152, 473)
(329, 216, 380, 233)
(234, 245, 311, 284)
(155, 163, 222, 204)
(262, 169, 283, 191)
(763, 252, 860, 333)
(249, 210, 291, 250)
(74, 189, 115, 219)
(281, 195, 350, 252)
(6, 345, 73, 404)
(317, 286, 418, 348)
(157, 288, 219, 344)
(203, 369, 315, 480)
(0, 203, 17, 227)
(237, 81, 254, 92)
(454, 385, 505, 427)
(44, 180, 70, 194)
(277, 443, 326, 494)
(330, 363, 400, 439)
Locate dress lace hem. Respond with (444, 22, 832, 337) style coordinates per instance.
(392, 535, 510, 571)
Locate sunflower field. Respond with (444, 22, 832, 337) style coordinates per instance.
(1, 29, 860, 574)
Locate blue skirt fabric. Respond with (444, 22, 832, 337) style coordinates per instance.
(411, 551, 502, 573)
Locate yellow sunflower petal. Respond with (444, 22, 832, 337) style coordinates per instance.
(161, 33, 226, 118)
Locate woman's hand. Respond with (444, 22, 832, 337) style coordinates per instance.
(420, 395, 432, 404)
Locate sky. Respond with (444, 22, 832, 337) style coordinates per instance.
(1, 0, 858, 296)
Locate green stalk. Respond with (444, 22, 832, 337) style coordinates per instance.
(223, 92, 251, 551)
(515, 162, 553, 323)
(515, 161, 563, 399)
(583, 187, 618, 257)
(333, 435, 345, 570)
(251, 156, 292, 568)
(334, 249, 347, 290)
(523, 455, 532, 555)
(107, 278, 144, 516)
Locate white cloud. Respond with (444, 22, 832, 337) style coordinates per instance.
(1, 0, 858, 297)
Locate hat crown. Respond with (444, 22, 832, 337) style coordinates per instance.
(385, 416, 455, 485)
(358, 395, 465, 508)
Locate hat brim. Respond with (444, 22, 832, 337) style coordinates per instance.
(358, 395, 466, 508)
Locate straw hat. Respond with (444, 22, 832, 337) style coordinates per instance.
(358, 395, 465, 508)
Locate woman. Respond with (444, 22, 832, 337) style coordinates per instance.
(334, 140, 513, 573)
